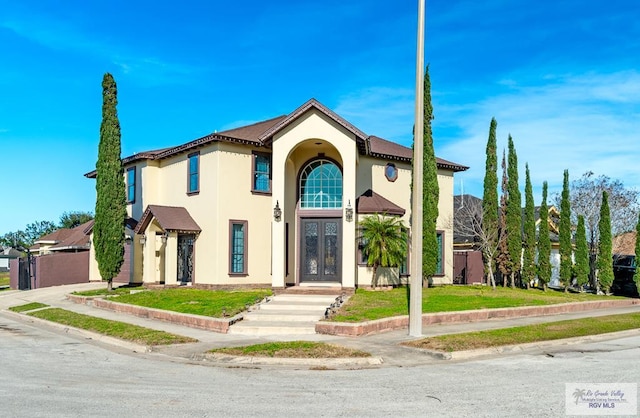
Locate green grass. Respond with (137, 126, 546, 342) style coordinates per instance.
(404, 312, 640, 352)
(9, 302, 49, 312)
(108, 288, 273, 317)
(28, 308, 197, 346)
(331, 285, 625, 322)
(72, 286, 144, 297)
(0, 271, 10, 287)
(210, 341, 371, 358)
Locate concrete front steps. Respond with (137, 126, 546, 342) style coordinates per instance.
(228, 294, 342, 336)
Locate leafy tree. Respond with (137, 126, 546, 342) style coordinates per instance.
(94, 73, 126, 291)
(559, 170, 573, 289)
(453, 195, 497, 289)
(496, 150, 511, 286)
(1, 221, 55, 250)
(537, 182, 551, 290)
(359, 214, 408, 287)
(506, 136, 521, 288)
(422, 66, 439, 286)
(522, 164, 536, 288)
(597, 191, 614, 293)
(24, 220, 57, 246)
(574, 215, 590, 289)
(59, 211, 94, 229)
(556, 171, 640, 287)
(481, 118, 499, 289)
(634, 212, 640, 292)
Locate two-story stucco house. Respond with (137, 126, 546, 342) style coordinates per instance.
(86, 98, 467, 289)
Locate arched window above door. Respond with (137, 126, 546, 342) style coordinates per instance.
(299, 159, 343, 209)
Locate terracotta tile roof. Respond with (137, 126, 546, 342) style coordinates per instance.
(356, 189, 406, 216)
(84, 148, 171, 179)
(259, 98, 368, 144)
(218, 115, 287, 142)
(153, 117, 287, 160)
(84, 98, 468, 176)
(135, 205, 201, 234)
(367, 135, 468, 171)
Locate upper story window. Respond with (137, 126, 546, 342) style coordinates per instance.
(252, 152, 271, 193)
(126, 167, 136, 203)
(188, 152, 199, 194)
(385, 163, 398, 182)
(299, 159, 343, 209)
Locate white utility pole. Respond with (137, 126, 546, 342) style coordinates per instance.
(409, 0, 425, 337)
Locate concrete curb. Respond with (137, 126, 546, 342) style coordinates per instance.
(2, 309, 152, 353)
(317, 298, 640, 336)
(203, 352, 384, 367)
(67, 294, 240, 333)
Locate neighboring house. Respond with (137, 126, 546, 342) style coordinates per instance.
(85, 98, 467, 289)
(0, 247, 21, 272)
(30, 221, 102, 256)
(452, 194, 561, 286)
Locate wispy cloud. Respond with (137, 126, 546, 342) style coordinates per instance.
(437, 70, 640, 199)
(334, 87, 415, 144)
(1, 14, 199, 86)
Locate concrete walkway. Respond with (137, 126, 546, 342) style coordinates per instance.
(1, 283, 640, 368)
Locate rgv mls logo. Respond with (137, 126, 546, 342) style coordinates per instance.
(566, 383, 637, 415)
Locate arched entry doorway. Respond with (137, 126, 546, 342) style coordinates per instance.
(298, 159, 343, 283)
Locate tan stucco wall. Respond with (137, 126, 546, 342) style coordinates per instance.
(354, 162, 456, 286)
(132, 143, 273, 286)
(90, 107, 459, 289)
(272, 109, 357, 288)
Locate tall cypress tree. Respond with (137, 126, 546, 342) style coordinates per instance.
(537, 181, 551, 290)
(522, 164, 536, 287)
(559, 169, 573, 290)
(634, 212, 640, 292)
(506, 136, 521, 288)
(482, 118, 499, 289)
(575, 215, 590, 289)
(496, 150, 511, 286)
(94, 73, 126, 291)
(422, 66, 439, 285)
(597, 191, 614, 293)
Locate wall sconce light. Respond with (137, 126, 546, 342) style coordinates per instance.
(273, 200, 282, 222)
(345, 200, 353, 222)
(139, 235, 146, 246)
(161, 232, 168, 244)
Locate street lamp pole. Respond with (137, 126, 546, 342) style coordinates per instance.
(409, 0, 425, 337)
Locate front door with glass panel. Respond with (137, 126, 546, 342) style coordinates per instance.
(300, 218, 341, 282)
(177, 234, 195, 284)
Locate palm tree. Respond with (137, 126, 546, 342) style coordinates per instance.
(358, 214, 408, 287)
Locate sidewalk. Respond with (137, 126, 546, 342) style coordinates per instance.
(2, 283, 640, 368)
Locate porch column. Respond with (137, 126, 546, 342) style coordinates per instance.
(271, 147, 286, 289)
(164, 232, 178, 286)
(141, 233, 155, 284)
(341, 147, 357, 288)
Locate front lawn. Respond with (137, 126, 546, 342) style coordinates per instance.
(103, 288, 273, 318)
(331, 285, 625, 322)
(210, 341, 371, 358)
(28, 308, 197, 346)
(0, 271, 10, 287)
(403, 312, 640, 352)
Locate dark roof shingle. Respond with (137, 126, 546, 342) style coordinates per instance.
(135, 205, 201, 234)
(356, 189, 406, 216)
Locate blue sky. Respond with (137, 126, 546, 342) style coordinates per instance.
(1, 0, 639, 234)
